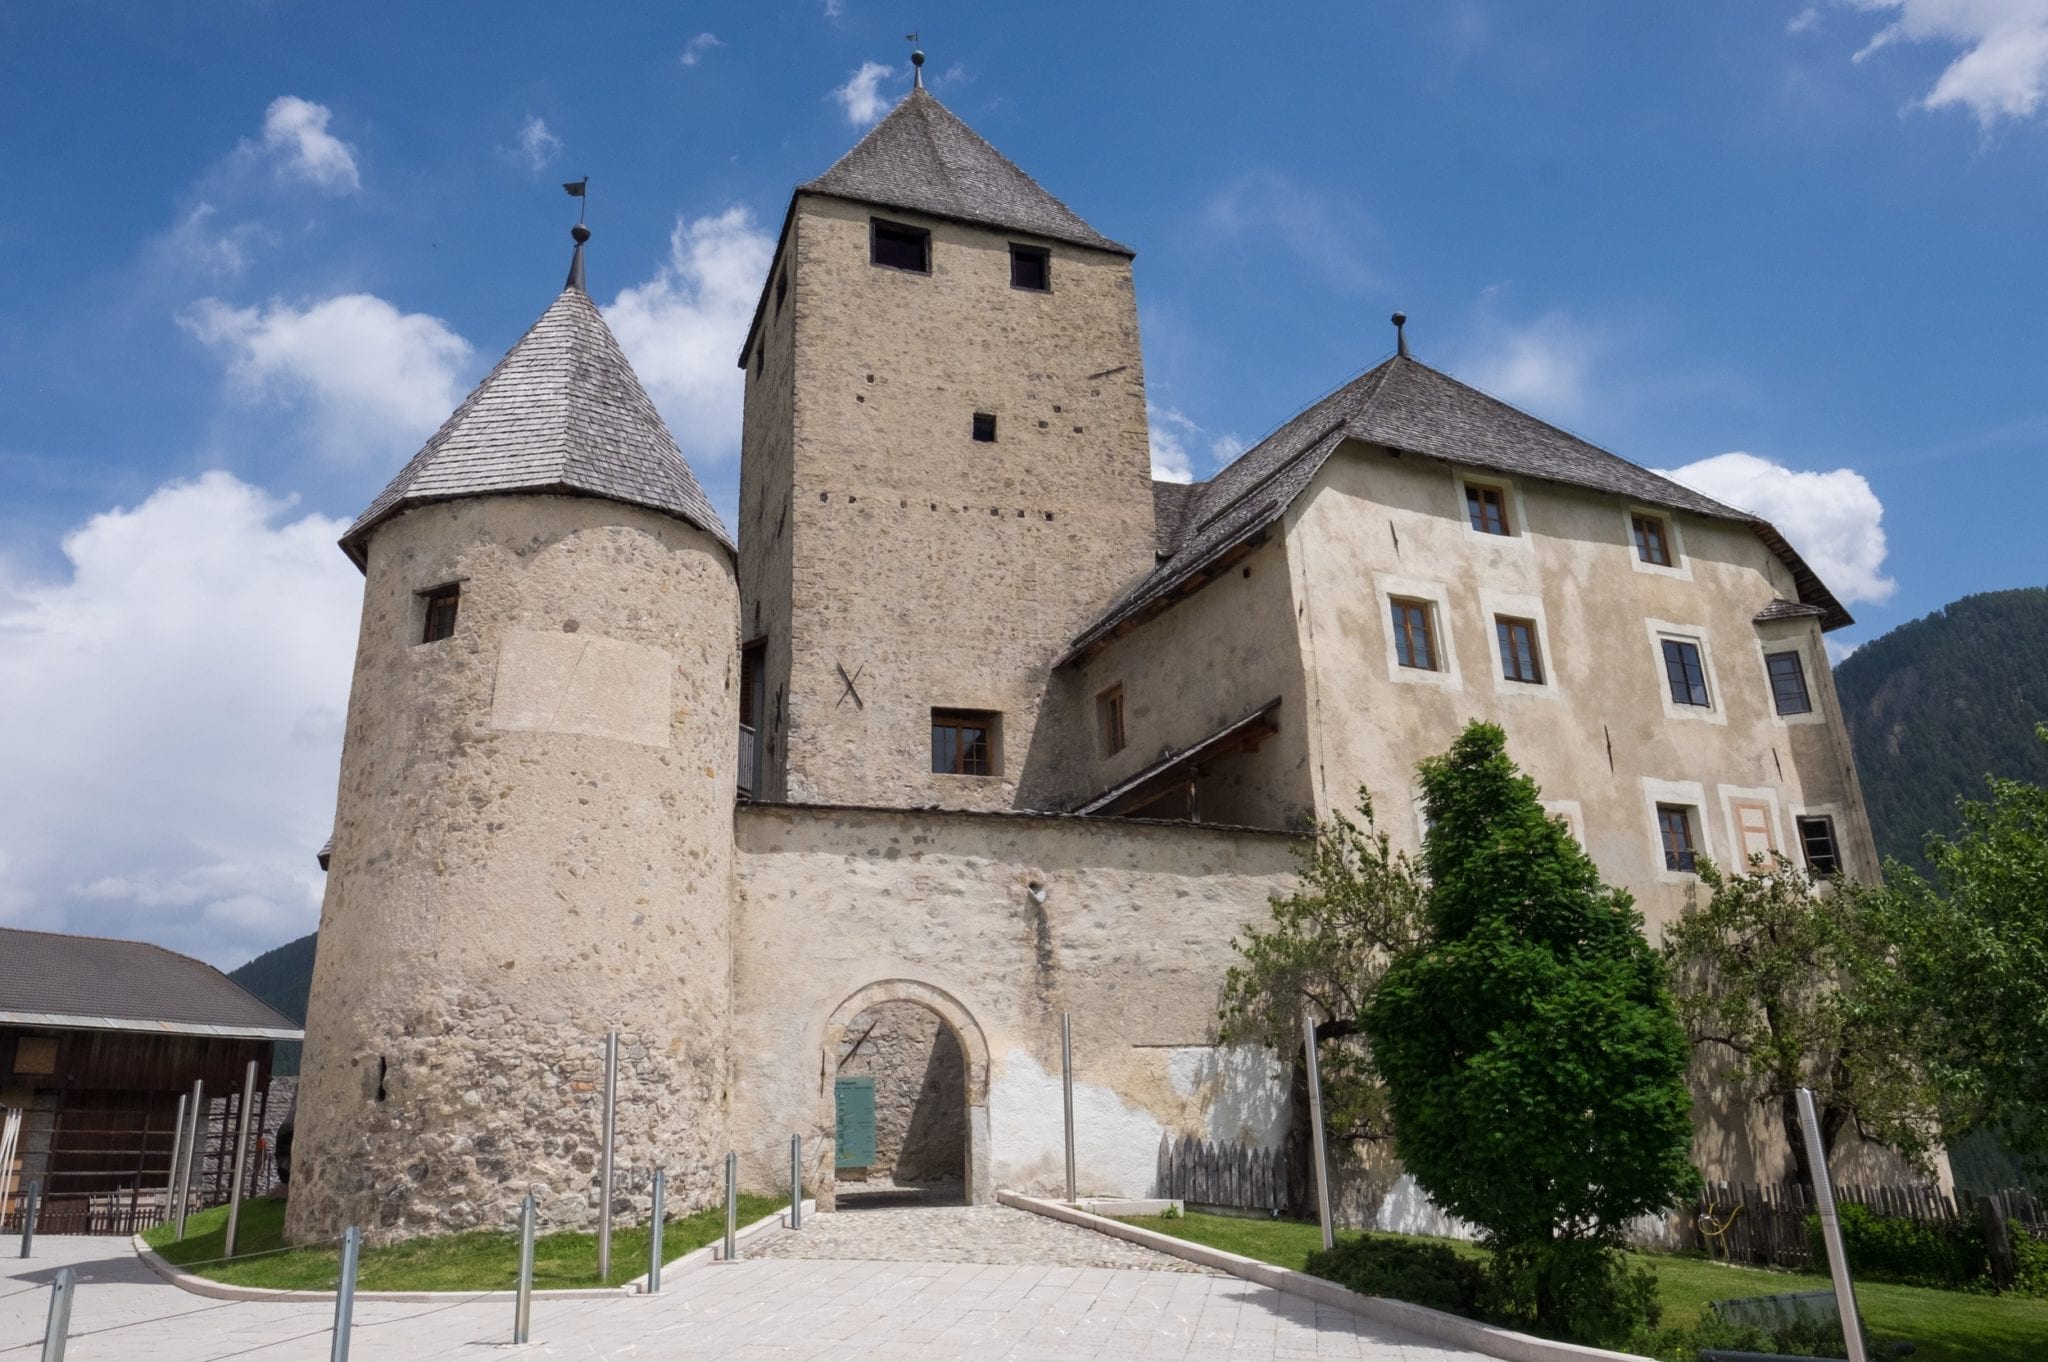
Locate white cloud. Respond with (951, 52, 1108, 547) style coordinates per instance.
(1789, 6, 1826, 33)
(164, 202, 274, 278)
(1203, 172, 1375, 293)
(181, 293, 473, 462)
(833, 62, 897, 126)
(0, 473, 361, 966)
(1460, 310, 1597, 420)
(680, 32, 722, 67)
(1841, 0, 2048, 124)
(257, 95, 360, 192)
(1148, 406, 1244, 484)
(603, 206, 775, 463)
(1655, 451, 1897, 605)
(823, 0, 845, 17)
(516, 115, 563, 171)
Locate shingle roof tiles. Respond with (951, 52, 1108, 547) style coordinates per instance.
(342, 284, 731, 567)
(800, 87, 1132, 256)
(0, 926, 299, 1033)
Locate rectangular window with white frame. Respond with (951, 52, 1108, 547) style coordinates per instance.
(1625, 507, 1690, 579)
(1796, 814, 1842, 876)
(1646, 620, 1725, 725)
(1657, 804, 1700, 872)
(1766, 649, 1812, 715)
(1643, 777, 1712, 880)
(1378, 575, 1462, 689)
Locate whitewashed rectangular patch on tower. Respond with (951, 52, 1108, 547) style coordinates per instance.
(490, 630, 674, 747)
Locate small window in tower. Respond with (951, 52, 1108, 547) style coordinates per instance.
(1465, 482, 1511, 535)
(1766, 650, 1812, 715)
(1657, 804, 1700, 873)
(871, 218, 931, 273)
(972, 412, 997, 443)
(1098, 684, 1127, 756)
(755, 342, 764, 377)
(774, 270, 788, 316)
(1796, 815, 1841, 876)
(420, 584, 460, 644)
(1632, 513, 1673, 566)
(1496, 616, 1544, 684)
(1010, 244, 1051, 292)
(932, 709, 1000, 776)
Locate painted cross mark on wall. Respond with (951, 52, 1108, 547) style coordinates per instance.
(836, 661, 865, 709)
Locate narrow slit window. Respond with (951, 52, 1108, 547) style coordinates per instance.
(1657, 804, 1699, 872)
(1496, 617, 1543, 684)
(1391, 599, 1438, 671)
(1766, 650, 1812, 715)
(1010, 244, 1051, 292)
(972, 412, 997, 443)
(421, 585, 460, 644)
(870, 218, 930, 273)
(1797, 815, 1841, 876)
(1633, 513, 1673, 566)
(1098, 684, 1126, 756)
(774, 270, 788, 315)
(1661, 638, 1711, 707)
(1466, 484, 1511, 535)
(932, 709, 999, 776)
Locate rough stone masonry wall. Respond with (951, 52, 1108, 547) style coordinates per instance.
(836, 1003, 966, 1184)
(289, 495, 739, 1244)
(770, 195, 1160, 814)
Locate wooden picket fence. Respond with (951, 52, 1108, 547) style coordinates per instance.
(1698, 1178, 2046, 1268)
(1156, 1133, 1287, 1212)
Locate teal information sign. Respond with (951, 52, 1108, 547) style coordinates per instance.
(835, 1076, 876, 1168)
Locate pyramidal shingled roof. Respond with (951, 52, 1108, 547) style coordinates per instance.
(800, 86, 1131, 256)
(341, 263, 731, 567)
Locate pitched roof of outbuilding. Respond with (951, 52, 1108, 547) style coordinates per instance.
(800, 86, 1132, 256)
(0, 926, 302, 1040)
(1068, 353, 1852, 661)
(342, 268, 730, 568)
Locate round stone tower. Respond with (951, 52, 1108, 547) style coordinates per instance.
(287, 230, 740, 1243)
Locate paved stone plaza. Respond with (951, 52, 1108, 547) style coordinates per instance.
(755, 1198, 1219, 1271)
(2, 1220, 1500, 1361)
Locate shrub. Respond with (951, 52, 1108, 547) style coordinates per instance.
(1484, 1239, 1660, 1346)
(2012, 1221, 2048, 1298)
(1304, 1235, 1485, 1316)
(1806, 1202, 1986, 1289)
(1635, 1312, 1866, 1361)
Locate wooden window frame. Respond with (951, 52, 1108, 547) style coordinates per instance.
(1661, 637, 1711, 708)
(1496, 616, 1544, 685)
(1656, 804, 1699, 873)
(419, 583, 460, 644)
(972, 412, 997, 443)
(870, 217, 931, 274)
(1009, 243, 1051, 292)
(1632, 513, 1673, 567)
(1391, 598, 1438, 671)
(1097, 684, 1127, 757)
(1766, 649, 1813, 716)
(1465, 482, 1511, 536)
(931, 708, 1000, 777)
(1796, 815, 1841, 876)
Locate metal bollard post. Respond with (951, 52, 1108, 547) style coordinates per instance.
(1302, 1012, 1335, 1252)
(19, 1179, 40, 1258)
(596, 1030, 618, 1283)
(224, 1059, 258, 1258)
(513, 1194, 536, 1344)
(163, 1093, 188, 1228)
(38, 1266, 74, 1362)
(722, 1151, 738, 1261)
(1799, 1087, 1868, 1362)
(175, 1079, 203, 1240)
(330, 1225, 361, 1362)
(789, 1134, 802, 1230)
(1061, 1012, 1077, 1202)
(646, 1169, 666, 1294)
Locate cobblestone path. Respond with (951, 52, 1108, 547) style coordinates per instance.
(751, 1200, 1223, 1271)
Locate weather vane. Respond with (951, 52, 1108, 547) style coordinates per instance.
(562, 176, 589, 225)
(906, 32, 924, 88)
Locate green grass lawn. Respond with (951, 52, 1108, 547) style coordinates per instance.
(143, 1193, 789, 1291)
(1118, 1211, 2048, 1362)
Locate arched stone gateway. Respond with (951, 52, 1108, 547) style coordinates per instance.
(820, 980, 992, 1208)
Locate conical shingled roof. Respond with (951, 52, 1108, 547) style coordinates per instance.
(341, 279, 731, 568)
(800, 86, 1132, 256)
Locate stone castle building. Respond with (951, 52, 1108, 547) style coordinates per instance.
(289, 78, 1880, 1242)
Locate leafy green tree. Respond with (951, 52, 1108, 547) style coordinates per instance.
(1364, 723, 1694, 1341)
(1218, 791, 1427, 1211)
(1663, 856, 1942, 1183)
(1868, 728, 2048, 1167)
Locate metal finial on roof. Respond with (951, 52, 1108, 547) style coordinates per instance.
(566, 223, 591, 293)
(907, 33, 925, 87)
(1392, 311, 1409, 358)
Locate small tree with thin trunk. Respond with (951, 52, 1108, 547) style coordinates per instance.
(1218, 790, 1427, 1213)
(1365, 723, 1694, 1343)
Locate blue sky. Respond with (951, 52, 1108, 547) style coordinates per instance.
(2, 1, 2045, 965)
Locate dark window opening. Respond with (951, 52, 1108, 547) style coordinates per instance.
(1466, 483, 1511, 535)
(932, 709, 999, 776)
(1010, 244, 1051, 291)
(1391, 599, 1438, 671)
(972, 412, 997, 443)
(871, 218, 931, 273)
(739, 640, 766, 797)
(1766, 650, 1813, 715)
(421, 585, 460, 644)
(1098, 684, 1126, 756)
(1661, 638, 1711, 707)
(1657, 804, 1699, 872)
(774, 270, 788, 315)
(755, 342, 764, 377)
(1633, 513, 1673, 566)
(1797, 815, 1841, 876)
(1497, 617, 1544, 684)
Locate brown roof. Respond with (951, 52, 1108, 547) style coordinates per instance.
(0, 927, 301, 1039)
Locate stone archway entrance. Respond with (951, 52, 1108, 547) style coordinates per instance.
(820, 980, 992, 1208)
